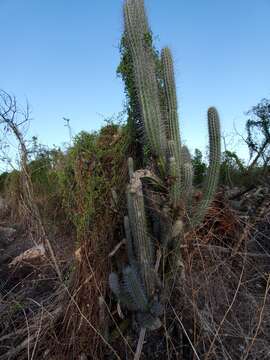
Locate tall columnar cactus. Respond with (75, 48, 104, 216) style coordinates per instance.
(162, 48, 182, 196)
(124, 0, 167, 165)
(109, 0, 221, 332)
(191, 107, 221, 226)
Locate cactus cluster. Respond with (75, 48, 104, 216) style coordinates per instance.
(110, 167, 163, 329)
(109, 0, 221, 331)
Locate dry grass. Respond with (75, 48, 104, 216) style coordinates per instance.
(178, 193, 270, 360)
(1, 140, 270, 359)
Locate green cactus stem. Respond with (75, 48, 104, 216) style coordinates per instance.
(192, 107, 221, 226)
(181, 145, 192, 165)
(161, 48, 182, 158)
(124, 0, 167, 165)
(182, 163, 194, 209)
(124, 215, 136, 265)
(123, 265, 149, 312)
(126, 172, 154, 296)
(128, 157, 134, 180)
(168, 140, 182, 207)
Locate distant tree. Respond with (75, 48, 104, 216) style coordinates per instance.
(220, 150, 246, 187)
(245, 98, 270, 170)
(224, 150, 245, 173)
(0, 90, 30, 169)
(0, 90, 61, 279)
(192, 148, 207, 185)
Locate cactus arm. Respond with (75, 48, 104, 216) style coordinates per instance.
(191, 107, 221, 227)
(124, 0, 167, 166)
(181, 145, 192, 165)
(126, 186, 152, 264)
(109, 272, 142, 311)
(182, 163, 194, 210)
(161, 48, 182, 154)
(123, 265, 149, 312)
(127, 170, 155, 296)
(128, 157, 134, 180)
(162, 47, 183, 202)
(124, 215, 136, 265)
(168, 140, 182, 207)
(109, 272, 121, 297)
(168, 156, 178, 209)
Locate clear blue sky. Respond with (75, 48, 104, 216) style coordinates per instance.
(1, 0, 269, 160)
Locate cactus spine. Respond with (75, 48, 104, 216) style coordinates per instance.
(109, 0, 221, 332)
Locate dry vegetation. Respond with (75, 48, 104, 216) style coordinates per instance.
(0, 1, 270, 359)
(0, 122, 269, 359)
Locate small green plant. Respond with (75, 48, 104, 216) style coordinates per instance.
(109, 0, 221, 331)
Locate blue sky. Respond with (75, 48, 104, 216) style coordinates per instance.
(1, 0, 269, 161)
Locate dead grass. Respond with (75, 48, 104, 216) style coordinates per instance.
(178, 192, 270, 360)
(1, 132, 270, 359)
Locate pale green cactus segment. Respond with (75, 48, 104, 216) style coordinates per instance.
(167, 139, 176, 158)
(124, 0, 167, 162)
(168, 140, 182, 206)
(126, 188, 152, 263)
(182, 163, 194, 209)
(109, 272, 121, 297)
(192, 107, 221, 226)
(183, 163, 193, 193)
(124, 215, 135, 264)
(123, 265, 149, 312)
(126, 175, 154, 296)
(161, 48, 182, 154)
(124, 0, 149, 42)
(181, 145, 192, 165)
(128, 157, 134, 180)
(109, 271, 142, 311)
(168, 156, 178, 208)
(181, 146, 193, 208)
(162, 48, 182, 193)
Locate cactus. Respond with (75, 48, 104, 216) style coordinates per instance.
(168, 140, 182, 208)
(191, 107, 221, 226)
(109, 272, 121, 297)
(181, 145, 192, 166)
(109, 272, 137, 311)
(124, 216, 136, 265)
(109, 0, 221, 333)
(109, 269, 145, 312)
(162, 48, 182, 196)
(128, 157, 134, 180)
(124, 0, 167, 167)
(182, 163, 194, 207)
(168, 155, 178, 208)
(123, 265, 149, 312)
(126, 173, 155, 297)
(109, 266, 162, 329)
